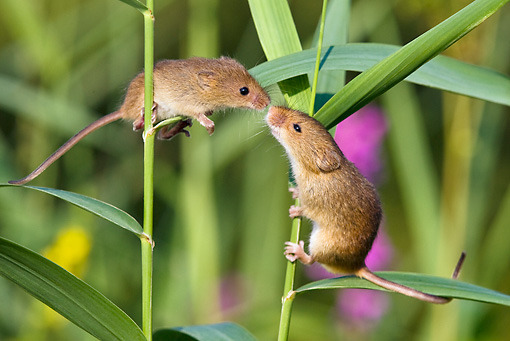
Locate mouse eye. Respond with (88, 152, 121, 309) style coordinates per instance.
(239, 87, 249, 96)
(293, 123, 302, 133)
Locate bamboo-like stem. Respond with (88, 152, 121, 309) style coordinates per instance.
(141, 1, 155, 340)
(278, 1, 327, 340)
(309, 0, 328, 116)
(277, 196, 301, 341)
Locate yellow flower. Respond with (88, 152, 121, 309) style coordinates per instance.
(43, 225, 92, 277)
(40, 225, 92, 328)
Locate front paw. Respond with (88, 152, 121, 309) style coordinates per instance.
(288, 187, 300, 199)
(284, 241, 312, 264)
(289, 205, 303, 218)
(205, 122, 215, 135)
(196, 113, 215, 135)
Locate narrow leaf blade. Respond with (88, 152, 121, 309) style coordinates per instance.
(0, 236, 146, 340)
(314, 0, 509, 128)
(249, 43, 510, 113)
(154, 322, 257, 341)
(0, 184, 143, 236)
(116, 0, 149, 14)
(247, 0, 311, 111)
(295, 272, 510, 306)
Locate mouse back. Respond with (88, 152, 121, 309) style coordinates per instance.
(155, 57, 269, 113)
(119, 57, 270, 122)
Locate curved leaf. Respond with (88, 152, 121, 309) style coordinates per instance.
(314, 0, 509, 128)
(0, 236, 146, 340)
(295, 272, 510, 305)
(153, 322, 257, 341)
(116, 0, 149, 14)
(0, 184, 143, 236)
(250, 43, 510, 108)
(247, 0, 311, 112)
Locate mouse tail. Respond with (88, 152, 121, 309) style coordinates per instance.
(356, 267, 452, 304)
(356, 252, 466, 305)
(8, 111, 124, 185)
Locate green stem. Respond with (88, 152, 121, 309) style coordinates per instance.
(142, 2, 155, 340)
(309, 0, 328, 116)
(278, 2, 327, 340)
(277, 197, 301, 341)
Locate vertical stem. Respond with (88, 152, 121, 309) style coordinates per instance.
(309, 0, 328, 115)
(142, 2, 155, 340)
(277, 197, 301, 341)
(277, 1, 327, 340)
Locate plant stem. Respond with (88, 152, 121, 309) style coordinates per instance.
(278, 1, 327, 340)
(142, 1, 155, 340)
(277, 198, 301, 341)
(309, 0, 328, 116)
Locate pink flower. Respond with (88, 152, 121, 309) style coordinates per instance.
(334, 105, 388, 184)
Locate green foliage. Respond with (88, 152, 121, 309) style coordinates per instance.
(314, 0, 510, 128)
(154, 322, 257, 341)
(1, 184, 143, 236)
(250, 44, 510, 108)
(0, 236, 146, 340)
(0, 0, 509, 340)
(296, 272, 510, 305)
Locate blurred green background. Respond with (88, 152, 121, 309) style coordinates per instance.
(0, 0, 509, 340)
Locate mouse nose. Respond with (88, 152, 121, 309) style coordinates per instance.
(253, 92, 271, 110)
(266, 106, 287, 127)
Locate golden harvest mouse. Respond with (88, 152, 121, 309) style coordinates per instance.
(10, 56, 270, 185)
(266, 106, 463, 304)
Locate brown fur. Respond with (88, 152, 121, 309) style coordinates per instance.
(267, 106, 453, 304)
(10, 57, 270, 185)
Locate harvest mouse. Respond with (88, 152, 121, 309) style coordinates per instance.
(266, 106, 464, 304)
(9, 56, 270, 185)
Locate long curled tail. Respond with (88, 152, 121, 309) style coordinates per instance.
(356, 252, 466, 304)
(9, 111, 124, 185)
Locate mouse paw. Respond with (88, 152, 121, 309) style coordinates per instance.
(288, 187, 300, 199)
(158, 119, 193, 140)
(196, 113, 215, 135)
(132, 117, 144, 131)
(289, 205, 303, 218)
(151, 103, 158, 124)
(284, 241, 313, 264)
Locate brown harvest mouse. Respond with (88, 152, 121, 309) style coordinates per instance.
(266, 106, 464, 304)
(9, 56, 270, 185)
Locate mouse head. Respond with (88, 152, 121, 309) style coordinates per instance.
(196, 57, 270, 111)
(266, 106, 344, 173)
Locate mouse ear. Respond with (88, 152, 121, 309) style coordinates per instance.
(315, 148, 342, 172)
(197, 71, 218, 89)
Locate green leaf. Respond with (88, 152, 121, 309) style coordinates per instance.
(249, 43, 510, 113)
(0, 184, 143, 236)
(116, 0, 149, 14)
(312, 0, 350, 95)
(295, 272, 510, 306)
(314, 0, 509, 128)
(153, 322, 257, 341)
(0, 236, 146, 340)
(247, 0, 311, 112)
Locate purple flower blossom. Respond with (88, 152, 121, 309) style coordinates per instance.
(219, 273, 245, 313)
(334, 105, 388, 184)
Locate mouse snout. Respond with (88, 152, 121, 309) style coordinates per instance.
(266, 106, 287, 129)
(252, 92, 271, 110)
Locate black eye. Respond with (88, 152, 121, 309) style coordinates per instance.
(239, 87, 249, 96)
(293, 123, 301, 133)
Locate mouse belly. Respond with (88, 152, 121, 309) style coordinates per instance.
(154, 100, 182, 120)
(308, 223, 373, 274)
